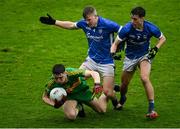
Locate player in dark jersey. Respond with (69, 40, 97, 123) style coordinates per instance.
(42, 64, 105, 120)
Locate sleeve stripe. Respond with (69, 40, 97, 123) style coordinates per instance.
(118, 26, 123, 33)
(159, 32, 163, 39)
(74, 22, 78, 28)
(117, 35, 123, 42)
(110, 33, 113, 44)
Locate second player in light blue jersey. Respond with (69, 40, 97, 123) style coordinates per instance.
(117, 20, 162, 59)
(111, 6, 166, 119)
(40, 6, 122, 111)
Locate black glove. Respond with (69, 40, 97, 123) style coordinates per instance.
(40, 14, 56, 25)
(148, 46, 158, 59)
(111, 52, 121, 60)
(54, 97, 66, 109)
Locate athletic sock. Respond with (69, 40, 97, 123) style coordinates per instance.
(120, 95, 126, 105)
(148, 100, 154, 113)
(112, 98, 119, 107)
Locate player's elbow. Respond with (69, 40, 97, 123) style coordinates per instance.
(42, 93, 49, 103)
(160, 35, 166, 43)
(42, 96, 47, 104)
(64, 111, 77, 121)
(163, 36, 166, 42)
(92, 71, 100, 78)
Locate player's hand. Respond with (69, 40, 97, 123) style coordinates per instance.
(66, 88, 73, 94)
(93, 83, 103, 94)
(53, 96, 66, 109)
(40, 14, 56, 25)
(92, 83, 103, 99)
(111, 52, 121, 60)
(148, 46, 158, 59)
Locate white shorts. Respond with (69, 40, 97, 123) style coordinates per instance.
(80, 57, 115, 77)
(123, 54, 152, 72)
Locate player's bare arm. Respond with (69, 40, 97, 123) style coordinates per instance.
(148, 34, 166, 59)
(40, 14, 77, 30)
(84, 70, 101, 84)
(42, 91, 55, 106)
(111, 37, 121, 53)
(84, 70, 102, 95)
(66, 78, 81, 93)
(55, 20, 77, 30)
(156, 34, 166, 49)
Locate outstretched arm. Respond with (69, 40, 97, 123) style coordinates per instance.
(40, 14, 77, 30)
(55, 20, 77, 30)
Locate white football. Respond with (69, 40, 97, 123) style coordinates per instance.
(50, 87, 67, 101)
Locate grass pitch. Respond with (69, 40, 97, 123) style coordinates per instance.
(0, 0, 180, 128)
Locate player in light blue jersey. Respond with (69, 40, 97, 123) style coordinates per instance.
(111, 6, 166, 119)
(40, 6, 122, 111)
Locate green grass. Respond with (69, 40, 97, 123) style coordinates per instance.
(0, 0, 180, 128)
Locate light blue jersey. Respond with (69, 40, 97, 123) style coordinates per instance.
(118, 21, 162, 59)
(76, 16, 121, 64)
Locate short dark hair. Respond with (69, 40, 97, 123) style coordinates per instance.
(131, 6, 146, 17)
(52, 64, 65, 75)
(82, 6, 97, 19)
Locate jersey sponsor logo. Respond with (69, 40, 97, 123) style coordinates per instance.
(143, 35, 147, 39)
(128, 34, 148, 45)
(86, 33, 103, 42)
(137, 35, 141, 40)
(129, 35, 136, 38)
(98, 29, 103, 34)
(129, 40, 147, 45)
(85, 27, 91, 30)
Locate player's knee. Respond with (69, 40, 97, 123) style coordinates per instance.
(97, 105, 107, 113)
(101, 107, 107, 113)
(64, 111, 77, 120)
(104, 90, 114, 98)
(140, 75, 149, 83)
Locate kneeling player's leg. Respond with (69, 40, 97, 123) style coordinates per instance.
(88, 96, 106, 113)
(63, 100, 78, 120)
